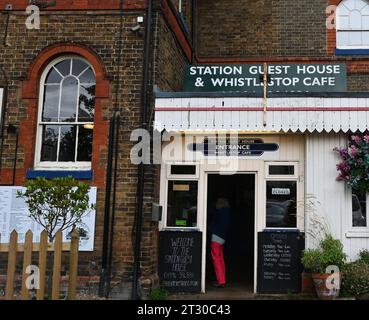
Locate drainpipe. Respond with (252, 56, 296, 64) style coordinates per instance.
(98, 115, 116, 297)
(191, 0, 197, 63)
(132, 0, 153, 300)
(98, 0, 125, 298)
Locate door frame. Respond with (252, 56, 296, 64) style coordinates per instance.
(202, 172, 258, 293)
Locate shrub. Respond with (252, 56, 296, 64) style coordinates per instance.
(17, 176, 95, 241)
(149, 287, 169, 300)
(359, 250, 369, 265)
(341, 261, 369, 298)
(301, 249, 324, 273)
(302, 235, 346, 273)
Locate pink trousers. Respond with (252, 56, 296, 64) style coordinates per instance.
(211, 241, 226, 285)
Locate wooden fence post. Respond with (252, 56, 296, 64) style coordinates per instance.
(1, 229, 78, 300)
(21, 230, 33, 300)
(37, 231, 48, 300)
(68, 230, 80, 300)
(5, 231, 18, 300)
(52, 230, 62, 300)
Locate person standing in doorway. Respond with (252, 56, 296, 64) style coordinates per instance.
(208, 197, 231, 288)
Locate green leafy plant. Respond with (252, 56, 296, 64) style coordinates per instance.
(148, 287, 169, 300)
(359, 250, 369, 265)
(341, 261, 369, 298)
(302, 235, 347, 273)
(17, 176, 95, 241)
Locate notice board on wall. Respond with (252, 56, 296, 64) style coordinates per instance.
(159, 230, 202, 293)
(0, 186, 97, 251)
(257, 230, 305, 294)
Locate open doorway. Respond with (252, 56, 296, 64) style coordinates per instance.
(206, 174, 255, 292)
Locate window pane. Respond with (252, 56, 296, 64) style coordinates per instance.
(269, 165, 295, 175)
(77, 125, 93, 161)
(171, 165, 196, 175)
(337, 31, 350, 47)
(167, 181, 198, 228)
(58, 125, 76, 162)
(42, 85, 59, 122)
(60, 76, 78, 122)
(72, 59, 89, 77)
(362, 31, 369, 45)
(338, 15, 350, 29)
(350, 10, 362, 29)
(40, 125, 59, 161)
(46, 68, 62, 84)
(349, 31, 362, 45)
(352, 190, 367, 227)
(79, 67, 95, 84)
(266, 181, 297, 228)
(78, 85, 95, 122)
(55, 59, 71, 76)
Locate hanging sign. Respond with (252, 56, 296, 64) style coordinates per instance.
(183, 64, 347, 93)
(188, 138, 279, 157)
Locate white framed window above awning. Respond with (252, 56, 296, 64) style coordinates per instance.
(154, 92, 369, 133)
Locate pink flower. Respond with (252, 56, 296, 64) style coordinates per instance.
(350, 146, 359, 157)
(364, 135, 369, 144)
(357, 158, 364, 166)
(351, 135, 361, 144)
(337, 161, 350, 173)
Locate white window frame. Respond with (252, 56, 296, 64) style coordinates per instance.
(34, 56, 95, 170)
(265, 161, 299, 180)
(162, 162, 200, 230)
(167, 162, 199, 179)
(264, 162, 300, 230)
(336, 0, 369, 49)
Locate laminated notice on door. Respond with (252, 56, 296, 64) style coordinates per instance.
(272, 188, 290, 195)
(173, 184, 190, 192)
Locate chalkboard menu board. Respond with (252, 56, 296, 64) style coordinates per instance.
(159, 231, 202, 292)
(257, 230, 305, 294)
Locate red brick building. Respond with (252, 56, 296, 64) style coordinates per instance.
(1, 0, 369, 299)
(0, 0, 193, 299)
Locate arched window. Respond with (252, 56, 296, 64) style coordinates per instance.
(35, 56, 96, 169)
(337, 0, 369, 49)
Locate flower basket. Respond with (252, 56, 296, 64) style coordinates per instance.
(334, 134, 369, 193)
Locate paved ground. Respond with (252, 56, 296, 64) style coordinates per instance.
(169, 283, 317, 300)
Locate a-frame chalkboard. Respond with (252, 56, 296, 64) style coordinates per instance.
(257, 230, 305, 294)
(159, 230, 202, 293)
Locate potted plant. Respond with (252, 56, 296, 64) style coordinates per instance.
(302, 235, 347, 300)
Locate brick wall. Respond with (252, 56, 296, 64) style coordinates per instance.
(195, 0, 369, 92)
(0, 1, 190, 297)
(197, 0, 328, 58)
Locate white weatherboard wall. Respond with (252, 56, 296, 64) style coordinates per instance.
(306, 133, 369, 261)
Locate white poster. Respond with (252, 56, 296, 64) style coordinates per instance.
(0, 186, 97, 251)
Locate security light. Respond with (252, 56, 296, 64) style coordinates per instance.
(131, 25, 141, 32)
